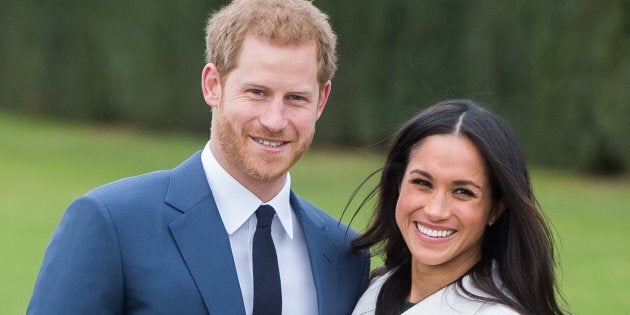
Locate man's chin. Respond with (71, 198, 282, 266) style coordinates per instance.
(244, 144, 308, 181)
(249, 162, 290, 181)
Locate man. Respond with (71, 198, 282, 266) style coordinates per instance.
(27, 0, 370, 314)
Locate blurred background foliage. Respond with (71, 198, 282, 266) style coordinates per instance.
(1, 0, 629, 174)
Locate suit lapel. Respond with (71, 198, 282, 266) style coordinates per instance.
(166, 152, 245, 315)
(291, 193, 339, 315)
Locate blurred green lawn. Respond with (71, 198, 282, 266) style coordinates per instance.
(1, 111, 628, 314)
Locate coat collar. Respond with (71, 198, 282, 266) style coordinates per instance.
(291, 193, 341, 315)
(164, 152, 343, 315)
(165, 152, 246, 314)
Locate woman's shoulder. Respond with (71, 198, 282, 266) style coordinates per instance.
(447, 272, 520, 314)
(351, 269, 396, 315)
(400, 283, 520, 315)
(402, 272, 521, 315)
(474, 302, 521, 314)
(352, 265, 522, 315)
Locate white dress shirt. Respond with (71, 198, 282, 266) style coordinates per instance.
(201, 142, 318, 315)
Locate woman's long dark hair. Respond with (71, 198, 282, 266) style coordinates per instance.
(348, 100, 565, 314)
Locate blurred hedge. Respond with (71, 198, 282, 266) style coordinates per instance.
(1, 0, 628, 174)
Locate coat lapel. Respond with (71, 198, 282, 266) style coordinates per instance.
(291, 193, 339, 315)
(165, 152, 245, 315)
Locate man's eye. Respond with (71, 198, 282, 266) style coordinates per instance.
(249, 89, 263, 96)
(288, 95, 305, 101)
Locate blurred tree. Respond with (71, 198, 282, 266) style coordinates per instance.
(0, 0, 627, 174)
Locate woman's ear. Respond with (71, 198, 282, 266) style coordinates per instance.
(201, 63, 222, 107)
(488, 199, 507, 226)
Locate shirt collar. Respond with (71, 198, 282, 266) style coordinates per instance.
(201, 141, 294, 238)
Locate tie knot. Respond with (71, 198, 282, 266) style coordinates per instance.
(256, 205, 276, 229)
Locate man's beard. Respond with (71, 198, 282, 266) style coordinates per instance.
(213, 106, 314, 182)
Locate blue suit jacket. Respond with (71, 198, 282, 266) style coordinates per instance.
(28, 152, 370, 314)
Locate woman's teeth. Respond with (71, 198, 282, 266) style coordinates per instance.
(416, 223, 455, 238)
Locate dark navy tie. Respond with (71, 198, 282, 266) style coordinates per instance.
(252, 205, 282, 315)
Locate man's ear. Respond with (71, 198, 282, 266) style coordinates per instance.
(488, 199, 507, 226)
(315, 80, 332, 120)
(201, 63, 221, 107)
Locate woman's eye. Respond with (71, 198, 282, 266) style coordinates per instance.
(454, 188, 475, 198)
(249, 89, 264, 96)
(411, 178, 432, 188)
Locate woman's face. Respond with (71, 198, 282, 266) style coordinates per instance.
(395, 134, 498, 274)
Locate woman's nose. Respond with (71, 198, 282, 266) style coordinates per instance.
(423, 192, 451, 221)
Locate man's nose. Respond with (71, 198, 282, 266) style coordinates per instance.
(260, 98, 288, 133)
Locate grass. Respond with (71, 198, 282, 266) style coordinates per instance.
(531, 170, 630, 313)
(1, 111, 628, 314)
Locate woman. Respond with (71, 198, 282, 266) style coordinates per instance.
(349, 100, 565, 314)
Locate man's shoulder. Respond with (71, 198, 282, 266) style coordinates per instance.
(86, 169, 172, 201)
(85, 151, 203, 204)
